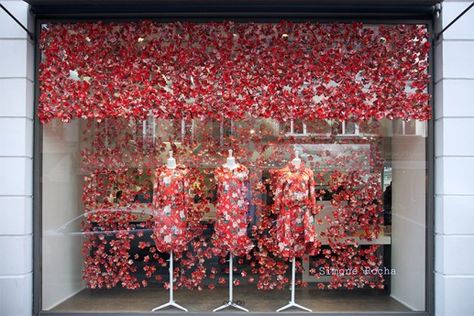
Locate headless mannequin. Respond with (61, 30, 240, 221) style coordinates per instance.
(213, 149, 249, 313)
(152, 149, 188, 312)
(291, 150, 301, 168)
(167, 150, 177, 169)
(276, 148, 312, 313)
(223, 149, 238, 170)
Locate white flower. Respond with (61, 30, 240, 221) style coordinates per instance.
(236, 171, 247, 179)
(293, 191, 307, 201)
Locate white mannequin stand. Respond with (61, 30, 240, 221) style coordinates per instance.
(152, 251, 188, 312)
(276, 150, 311, 313)
(152, 151, 188, 312)
(213, 253, 249, 312)
(213, 149, 248, 312)
(276, 257, 312, 312)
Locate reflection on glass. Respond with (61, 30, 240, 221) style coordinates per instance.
(42, 118, 426, 313)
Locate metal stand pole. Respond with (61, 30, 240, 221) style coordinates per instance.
(152, 251, 189, 312)
(213, 253, 249, 312)
(276, 257, 312, 312)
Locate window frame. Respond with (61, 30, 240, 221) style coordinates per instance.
(32, 9, 435, 316)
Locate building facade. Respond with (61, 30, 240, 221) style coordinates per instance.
(0, 1, 473, 316)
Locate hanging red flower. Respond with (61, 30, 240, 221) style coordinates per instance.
(38, 21, 431, 124)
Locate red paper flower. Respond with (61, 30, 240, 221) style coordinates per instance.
(38, 22, 431, 124)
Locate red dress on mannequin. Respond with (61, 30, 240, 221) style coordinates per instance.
(213, 164, 254, 257)
(152, 166, 191, 254)
(271, 162, 317, 259)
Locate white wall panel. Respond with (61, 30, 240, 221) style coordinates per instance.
(0, 1, 29, 39)
(0, 79, 33, 118)
(435, 273, 474, 316)
(435, 80, 474, 119)
(435, 157, 474, 195)
(0, 273, 32, 316)
(436, 195, 474, 235)
(0, 2, 33, 314)
(0, 118, 33, 157)
(0, 40, 29, 78)
(0, 197, 32, 235)
(439, 41, 474, 79)
(435, 118, 474, 157)
(436, 235, 474, 275)
(442, 1, 474, 40)
(0, 157, 32, 196)
(0, 235, 32, 275)
(435, 2, 474, 316)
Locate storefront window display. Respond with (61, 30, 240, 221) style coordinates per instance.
(40, 21, 431, 313)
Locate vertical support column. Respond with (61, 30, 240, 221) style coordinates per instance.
(435, 3, 474, 316)
(152, 251, 188, 312)
(0, 1, 34, 315)
(229, 253, 233, 302)
(169, 250, 174, 302)
(213, 253, 249, 312)
(276, 258, 311, 312)
(290, 257, 296, 303)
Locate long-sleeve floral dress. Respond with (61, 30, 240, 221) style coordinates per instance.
(152, 165, 191, 254)
(271, 162, 317, 259)
(213, 164, 254, 257)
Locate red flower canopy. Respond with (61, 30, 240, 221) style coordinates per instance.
(38, 21, 431, 123)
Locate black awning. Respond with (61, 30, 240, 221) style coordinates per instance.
(24, 0, 439, 19)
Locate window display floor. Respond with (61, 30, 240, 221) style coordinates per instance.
(51, 286, 411, 313)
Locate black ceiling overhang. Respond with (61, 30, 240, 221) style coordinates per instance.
(24, 0, 440, 19)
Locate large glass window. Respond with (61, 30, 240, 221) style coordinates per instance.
(42, 117, 428, 312)
(39, 21, 430, 314)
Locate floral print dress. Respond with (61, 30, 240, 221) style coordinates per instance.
(272, 162, 317, 259)
(213, 164, 254, 257)
(152, 166, 191, 254)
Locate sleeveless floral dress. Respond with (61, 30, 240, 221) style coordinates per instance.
(152, 166, 191, 254)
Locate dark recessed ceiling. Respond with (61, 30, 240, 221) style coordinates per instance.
(24, 0, 440, 4)
(24, 0, 440, 18)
